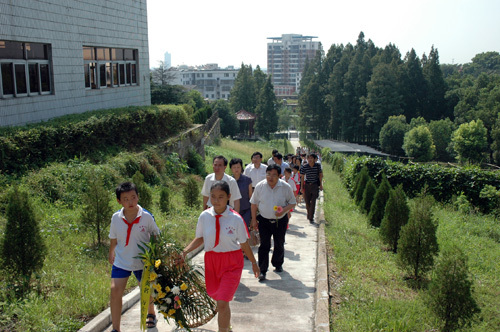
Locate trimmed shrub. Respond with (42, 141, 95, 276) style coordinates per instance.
(1, 186, 46, 296)
(186, 149, 206, 177)
(397, 193, 439, 279)
(132, 171, 153, 212)
(79, 171, 114, 246)
(380, 184, 409, 252)
(360, 177, 377, 214)
(426, 246, 480, 332)
(354, 167, 370, 205)
(159, 186, 171, 214)
(368, 174, 392, 227)
(183, 175, 200, 208)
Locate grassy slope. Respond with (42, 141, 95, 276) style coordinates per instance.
(323, 163, 500, 331)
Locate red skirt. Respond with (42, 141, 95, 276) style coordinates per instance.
(204, 250, 244, 302)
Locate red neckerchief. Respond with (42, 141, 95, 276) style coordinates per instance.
(214, 214, 222, 248)
(122, 216, 141, 246)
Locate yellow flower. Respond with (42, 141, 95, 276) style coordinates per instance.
(149, 271, 157, 282)
(155, 259, 161, 268)
(168, 309, 176, 316)
(165, 286, 171, 293)
(153, 283, 162, 293)
(273, 205, 278, 211)
(157, 291, 166, 299)
(180, 283, 188, 291)
(177, 300, 181, 305)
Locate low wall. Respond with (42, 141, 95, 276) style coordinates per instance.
(160, 111, 220, 160)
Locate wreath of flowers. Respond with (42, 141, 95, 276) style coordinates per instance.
(138, 234, 217, 331)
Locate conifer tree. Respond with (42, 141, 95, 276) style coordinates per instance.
(360, 177, 377, 214)
(183, 175, 200, 208)
(354, 166, 370, 205)
(132, 171, 153, 211)
(159, 186, 171, 214)
(368, 174, 392, 227)
(1, 186, 46, 296)
(255, 76, 278, 139)
(380, 184, 409, 252)
(427, 246, 480, 332)
(397, 193, 439, 279)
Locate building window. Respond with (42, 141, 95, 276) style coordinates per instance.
(83, 46, 138, 90)
(0, 40, 52, 98)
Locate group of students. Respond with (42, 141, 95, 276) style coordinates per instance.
(107, 149, 323, 332)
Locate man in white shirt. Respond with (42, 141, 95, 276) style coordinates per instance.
(201, 155, 241, 212)
(267, 149, 278, 166)
(250, 164, 296, 280)
(244, 151, 268, 188)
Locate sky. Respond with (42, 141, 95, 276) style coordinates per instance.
(146, 0, 500, 70)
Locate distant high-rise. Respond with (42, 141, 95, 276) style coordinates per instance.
(267, 34, 321, 97)
(164, 51, 171, 68)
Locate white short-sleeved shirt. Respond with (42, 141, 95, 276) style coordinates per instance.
(243, 163, 267, 186)
(201, 173, 242, 208)
(250, 179, 297, 219)
(109, 205, 160, 271)
(286, 177, 297, 193)
(196, 206, 249, 252)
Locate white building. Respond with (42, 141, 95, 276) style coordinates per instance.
(0, 0, 150, 127)
(164, 51, 171, 69)
(170, 64, 239, 100)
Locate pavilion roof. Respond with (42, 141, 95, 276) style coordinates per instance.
(235, 109, 256, 121)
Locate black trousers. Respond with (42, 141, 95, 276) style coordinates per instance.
(304, 182, 319, 221)
(257, 214, 289, 273)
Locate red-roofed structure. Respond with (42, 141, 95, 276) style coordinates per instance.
(235, 110, 256, 137)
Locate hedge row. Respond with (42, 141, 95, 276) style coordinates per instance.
(0, 105, 191, 173)
(342, 156, 500, 212)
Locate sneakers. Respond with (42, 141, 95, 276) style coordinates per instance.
(274, 266, 283, 273)
(258, 272, 266, 281)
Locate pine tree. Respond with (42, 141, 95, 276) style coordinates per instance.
(80, 172, 113, 246)
(380, 184, 409, 252)
(360, 177, 377, 214)
(255, 76, 278, 139)
(368, 174, 392, 227)
(354, 166, 370, 205)
(132, 171, 153, 211)
(427, 246, 480, 332)
(1, 186, 46, 296)
(230, 63, 256, 113)
(397, 194, 439, 279)
(183, 175, 200, 208)
(159, 186, 171, 214)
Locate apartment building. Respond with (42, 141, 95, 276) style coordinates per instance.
(0, 0, 150, 127)
(267, 34, 321, 98)
(171, 64, 239, 100)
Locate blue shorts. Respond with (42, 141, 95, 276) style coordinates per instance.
(111, 265, 143, 281)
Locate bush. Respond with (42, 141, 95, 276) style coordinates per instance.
(426, 246, 480, 331)
(360, 177, 377, 214)
(183, 175, 200, 208)
(79, 170, 114, 246)
(397, 193, 439, 279)
(1, 186, 46, 296)
(132, 171, 153, 212)
(368, 174, 392, 227)
(159, 186, 171, 214)
(331, 153, 345, 173)
(353, 167, 370, 205)
(186, 149, 206, 176)
(380, 184, 409, 252)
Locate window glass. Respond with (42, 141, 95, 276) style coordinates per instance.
(84, 64, 91, 88)
(0, 41, 24, 59)
(119, 64, 125, 85)
(96, 48, 110, 60)
(106, 63, 112, 87)
(88, 63, 96, 89)
(99, 64, 106, 87)
(113, 63, 118, 85)
(131, 64, 137, 84)
(15, 64, 27, 94)
(40, 64, 50, 92)
(124, 49, 134, 60)
(83, 47, 94, 60)
(29, 63, 39, 93)
(126, 63, 131, 84)
(26, 43, 48, 60)
(112, 48, 124, 60)
(1, 63, 14, 94)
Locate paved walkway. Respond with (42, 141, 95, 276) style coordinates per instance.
(79, 137, 329, 332)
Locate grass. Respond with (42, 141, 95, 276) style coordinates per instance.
(323, 161, 500, 331)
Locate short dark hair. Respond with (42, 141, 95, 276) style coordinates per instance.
(284, 167, 292, 174)
(272, 149, 279, 155)
(116, 182, 138, 200)
(266, 164, 281, 175)
(308, 153, 318, 160)
(251, 151, 263, 159)
(210, 180, 230, 195)
(292, 164, 300, 170)
(229, 158, 243, 169)
(213, 155, 228, 166)
(274, 153, 283, 160)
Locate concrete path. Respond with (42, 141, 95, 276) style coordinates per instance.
(79, 136, 329, 332)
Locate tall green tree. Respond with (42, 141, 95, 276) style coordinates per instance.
(379, 115, 409, 155)
(452, 119, 488, 164)
(403, 125, 436, 161)
(368, 174, 392, 227)
(429, 118, 455, 161)
(380, 184, 409, 253)
(212, 99, 239, 137)
(423, 46, 448, 120)
(400, 49, 428, 120)
(253, 65, 267, 96)
(230, 63, 256, 113)
(255, 76, 278, 139)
